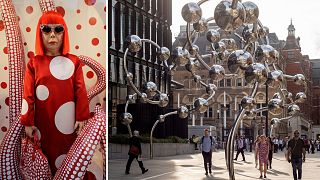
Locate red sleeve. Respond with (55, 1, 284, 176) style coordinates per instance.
(74, 59, 90, 121)
(20, 58, 36, 126)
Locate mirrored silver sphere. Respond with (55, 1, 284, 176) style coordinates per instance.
(126, 35, 142, 52)
(288, 104, 300, 116)
(142, 81, 158, 97)
(194, 75, 201, 83)
(159, 115, 165, 122)
(126, 72, 134, 81)
(293, 74, 306, 85)
(268, 98, 283, 115)
(227, 50, 253, 76)
(243, 1, 259, 23)
(154, 93, 169, 107)
(193, 18, 208, 33)
(121, 112, 133, 125)
(241, 96, 256, 110)
(219, 38, 237, 52)
(214, 0, 246, 31)
(178, 106, 189, 119)
(267, 70, 283, 88)
(242, 25, 258, 43)
(218, 50, 231, 62)
(181, 2, 202, 23)
(272, 92, 282, 100)
(189, 44, 200, 58)
(270, 118, 280, 128)
(172, 46, 190, 66)
(258, 26, 269, 38)
(206, 29, 220, 43)
(194, 98, 209, 113)
(255, 45, 278, 64)
(206, 83, 217, 94)
(157, 47, 170, 61)
(127, 94, 136, 103)
(244, 63, 268, 85)
(140, 93, 148, 103)
(244, 109, 257, 119)
(214, 41, 226, 53)
(209, 65, 225, 81)
(185, 59, 200, 73)
(295, 92, 307, 103)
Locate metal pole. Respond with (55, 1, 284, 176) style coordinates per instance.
(266, 84, 269, 137)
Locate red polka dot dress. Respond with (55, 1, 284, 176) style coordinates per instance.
(20, 54, 90, 175)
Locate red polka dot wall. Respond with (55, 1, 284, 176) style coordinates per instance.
(0, 0, 106, 148)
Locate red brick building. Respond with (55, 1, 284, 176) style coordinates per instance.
(281, 21, 312, 122)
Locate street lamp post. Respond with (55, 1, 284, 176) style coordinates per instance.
(265, 84, 269, 137)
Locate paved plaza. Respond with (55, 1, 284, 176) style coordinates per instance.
(109, 150, 320, 179)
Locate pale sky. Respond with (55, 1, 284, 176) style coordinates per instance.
(172, 0, 320, 59)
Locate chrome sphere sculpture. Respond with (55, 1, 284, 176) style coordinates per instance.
(214, 0, 246, 32)
(176, 1, 307, 179)
(121, 0, 308, 178)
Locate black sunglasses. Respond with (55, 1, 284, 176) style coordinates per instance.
(294, 133, 300, 134)
(40, 25, 64, 34)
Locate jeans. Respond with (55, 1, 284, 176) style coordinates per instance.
(291, 157, 302, 180)
(125, 154, 145, 173)
(202, 151, 212, 173)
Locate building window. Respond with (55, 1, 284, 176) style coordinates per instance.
(237, 78, 242, 86)
(134, 62, 140, 87)
(220, 104, 231, 117)
(288, 51, 294, 59)
(219, 79, 224, 87)
(119, 57, 125, 84)
(209, 107, 213, 117)
(226, 79, 232, 87)
(206, 45, 211, 52)
(226, 104, 230, 117)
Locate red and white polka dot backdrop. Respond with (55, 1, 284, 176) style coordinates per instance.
(0, 0, 106, 146)
(0, 0, 106, 179)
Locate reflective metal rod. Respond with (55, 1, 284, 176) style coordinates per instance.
(226, 82, 259, 180)
(150, 120, 159, 159)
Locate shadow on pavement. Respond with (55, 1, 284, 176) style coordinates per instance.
(201, 174, 228, 180)
(268, 169, 290, 176)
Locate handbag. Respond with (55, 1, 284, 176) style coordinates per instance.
(129, 145, 140, 156)
(20, 133, 52, 180)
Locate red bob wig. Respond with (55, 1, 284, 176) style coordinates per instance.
(35, 11, 70, 56)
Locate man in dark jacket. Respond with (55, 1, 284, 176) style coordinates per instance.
(288, 130, 306, 180)
(125, 130, 148, 175)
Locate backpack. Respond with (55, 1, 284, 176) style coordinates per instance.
(201, 136, 214, 145)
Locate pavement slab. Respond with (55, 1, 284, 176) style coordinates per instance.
(108, 150, 320, 180)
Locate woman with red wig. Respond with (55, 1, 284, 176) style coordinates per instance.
(20, 11, 91, 178)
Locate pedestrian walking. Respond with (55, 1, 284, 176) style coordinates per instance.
(200, 128, 215, 175)
(288, 130, 306, 180)
(267, 137, 274, 169)
(256, 135, 269, 179)
(234, 136, 246, 161)
(125, 130, 148, 175)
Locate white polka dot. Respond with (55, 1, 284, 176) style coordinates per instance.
(49, 56, 75, 80)
(55, 101, 75, 134)
(36, 85, 49, 100)
(55, 154, 66, 169)
(21, 99, 28, 115)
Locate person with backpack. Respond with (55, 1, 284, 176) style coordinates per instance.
(234, 136, 246, 161)
(125, 130, 148, 175)
(200, 128, 215, 175)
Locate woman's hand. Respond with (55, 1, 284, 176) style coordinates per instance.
(74, 121, 86, 135)
(25, 126, 39, 138)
